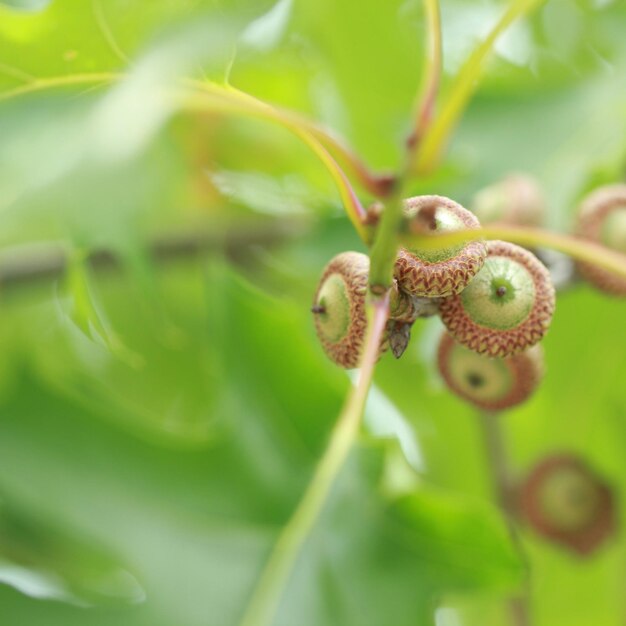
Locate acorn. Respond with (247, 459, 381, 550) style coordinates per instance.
(437, 332, 543, 411)
(472, 173, 545, 227)
(574, 183, 626, 296)
(439, 240, 555, 358)
(518, 455, 615, 556)
(394, 195, 487, 298)
(312, 251, 387, 368)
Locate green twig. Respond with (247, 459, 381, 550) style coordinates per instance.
(238, 294, 390, 626)
(293, 128, 369, 240)
(478, 412, 531, 626)
(407, 0, 442, 159)
(368, 0, 442, 292)
(368, 188, 405, 292)
(0, 72, 120, 101)
(368, 0, 545, 294)
(401, 225, 626, 281)
(414, 0, 545, 174)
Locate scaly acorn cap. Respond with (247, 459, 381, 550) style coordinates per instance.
(518, 455, 615, 556)
(312, 251, 386, 368)
(472, 173, 545, 227)
(437, 332, 544, 411)
(439, 240, 555, 358)
(574, 183, 626, 296)
(394, 195, 487, 298)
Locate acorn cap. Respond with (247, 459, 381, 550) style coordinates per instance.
(312, 252, 385, 368)
(437, 332, 543, 411)
(472, 173, 545, 227)
(394, 195, 487, 298)
(439, 240, 555, 358)
(574, 183, 626, 296)
(518, 455, 615, 556)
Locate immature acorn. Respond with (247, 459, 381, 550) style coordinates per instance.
(518, 455, 615, 555)
(472, 173, 545, 227)
(312, 251, 386, 368)
(440, 240, 555, 358)
(394, 195, 487, 298)
(574, 183, 626, 295)
(437, 332, 543, 411)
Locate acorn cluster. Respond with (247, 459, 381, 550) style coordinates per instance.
(312, 181, 623, 557)
(314, 180, 626, 414)
(312, 192, 556, 410)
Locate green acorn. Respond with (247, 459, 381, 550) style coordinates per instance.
(574, 183, 626, 296)
(394, 195, 487, 298)
(437, 332, 543, 411)
(439, 240, 555, 358)
(472, 173, 545, 227)
(312, 252, 386, 368)
(518, 455, 615, 555)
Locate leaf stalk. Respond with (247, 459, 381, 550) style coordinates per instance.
(238, 295, 390, 626)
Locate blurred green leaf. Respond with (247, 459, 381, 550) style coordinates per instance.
(0, 267, 522, 625)
(1, 1, 626, 625)
(0, 497, 145, 607)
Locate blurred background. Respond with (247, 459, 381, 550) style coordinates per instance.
(0, 0, 625, 624)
